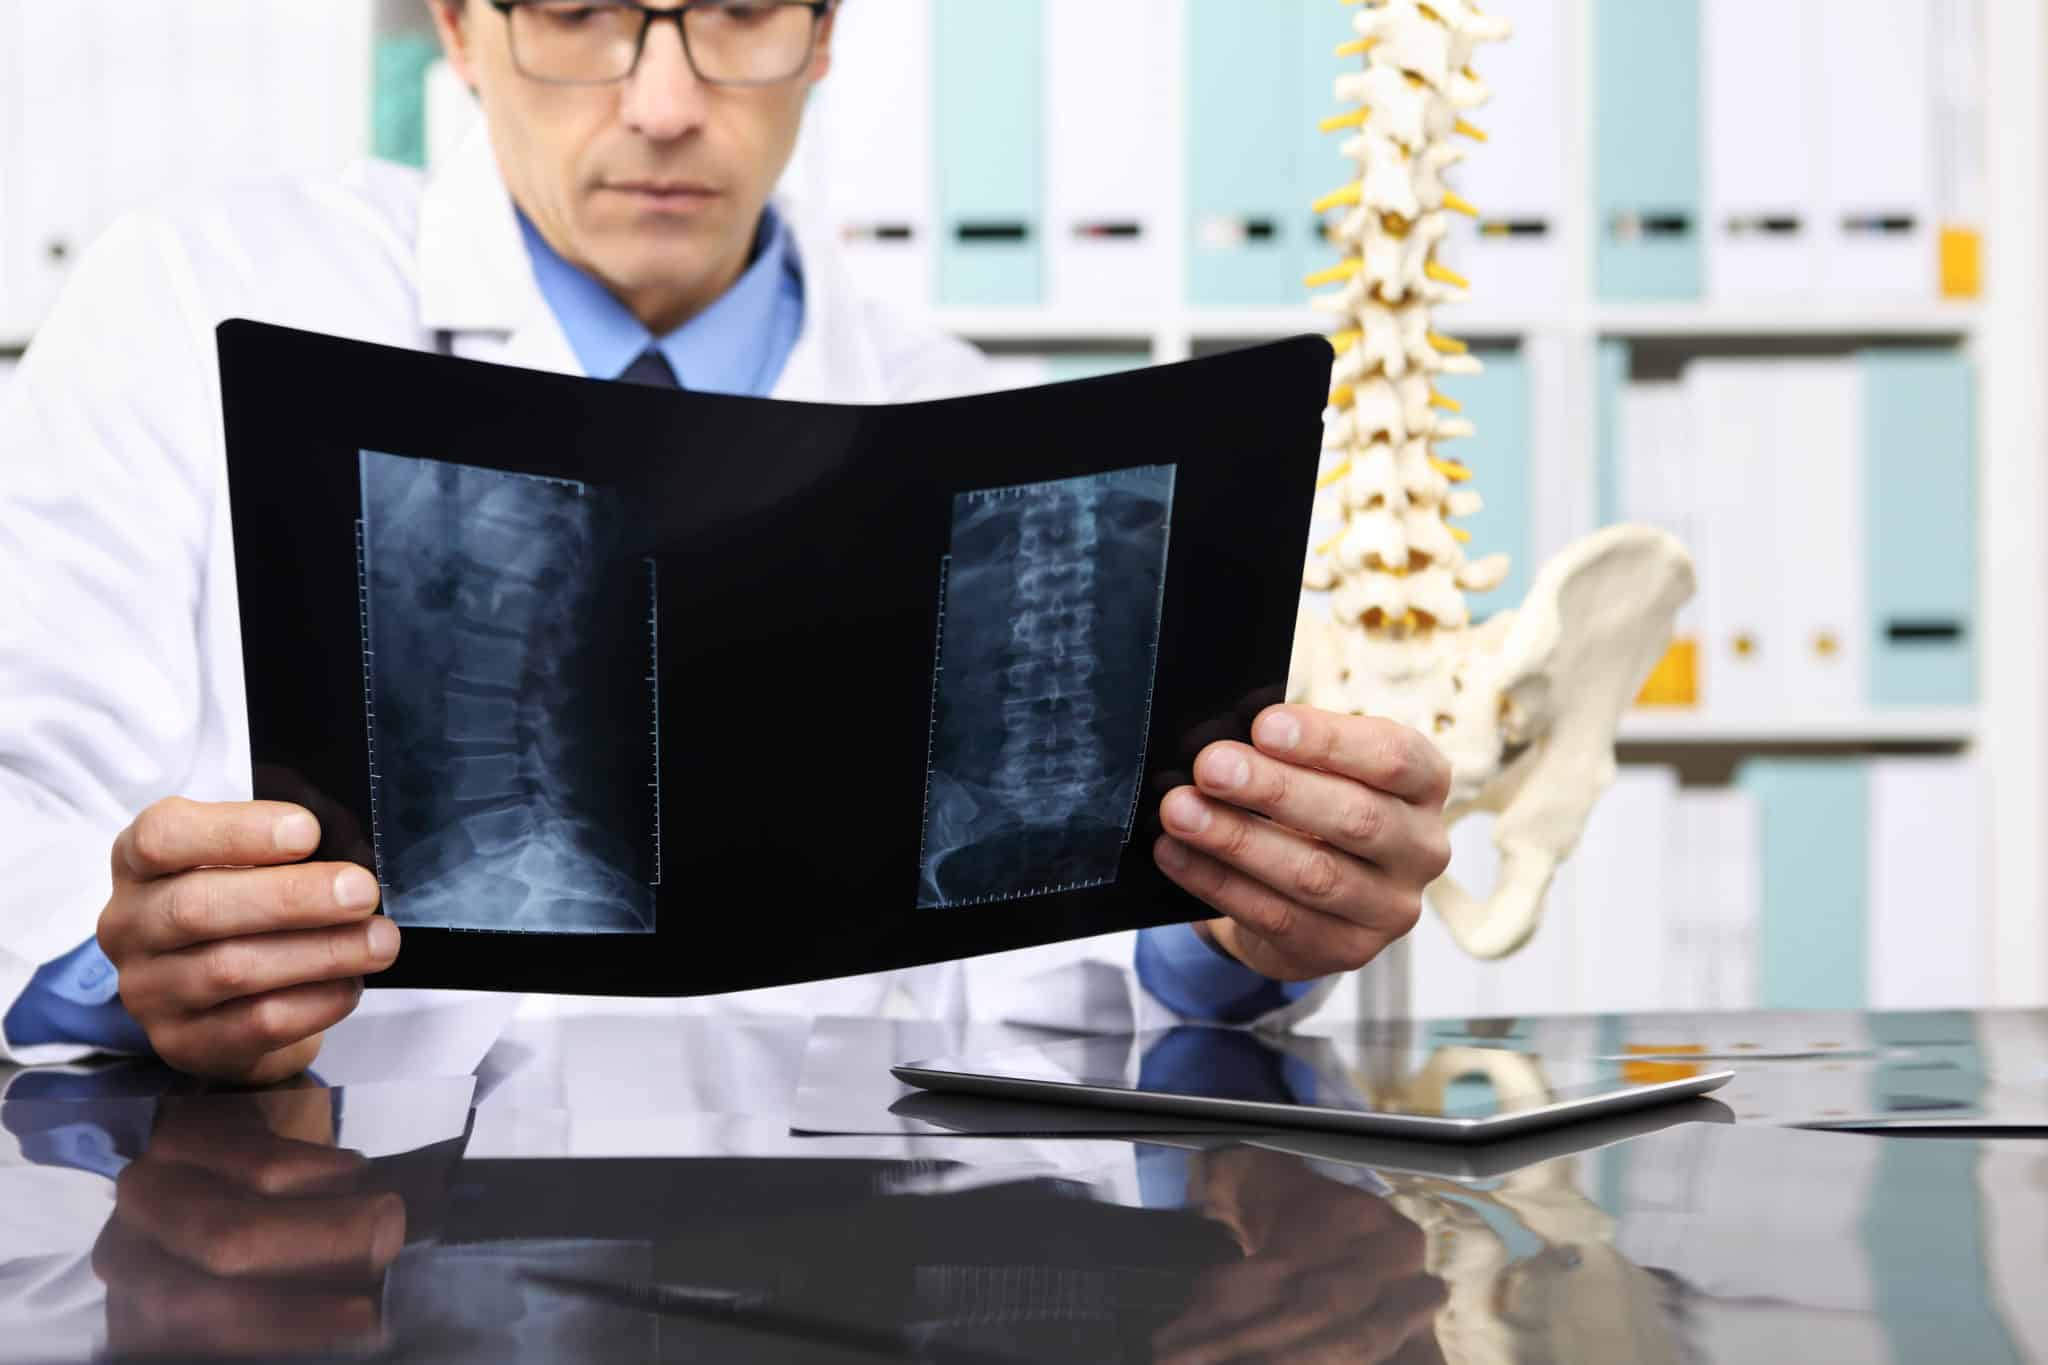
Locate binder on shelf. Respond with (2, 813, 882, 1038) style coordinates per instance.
(1687, 360, 1784, 719)
(1737, 758, 1869, 1011)
(1617, 377, 1701, 706)
(1864, 348, 1976, 705)
(91, 3, 177, 228)
(1817, 0, 1936, 301)
(1045, 0, 1169, 314)
(1670, 786, 1761, 1012)
(809, 0, 933, 309)
(1296, 0, 1353, 296)
(978, 351, 1150, 392)
(424, 58, 480, 175)
(932, 0, 1043, 307)
(1441, 0, 1566, 315)
(14, 0, 95, 332)
(0, 0, 21, 343)
(1701, 0, 1818, 301)
(255, 4, 374, 181)
(1772, 359, 1866, 711)
(1186, 0, 1301, 306)
(1411, 813, 1584, 1019)
(1931, 0, 1985, 300)
(181, 0, 266, 189)
(1570, 765, 1678, 1015)
(1592, 0, 1702, 300)
(1867, 756, 1984, 1010)
(1437, 345, 1530, 621)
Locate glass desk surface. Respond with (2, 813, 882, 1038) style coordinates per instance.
(2, 1006, 2046, 1363)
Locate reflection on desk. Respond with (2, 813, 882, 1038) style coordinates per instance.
(2, 1054, 2045, 1362)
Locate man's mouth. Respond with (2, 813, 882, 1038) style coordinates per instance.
(607, 180, 720, 206)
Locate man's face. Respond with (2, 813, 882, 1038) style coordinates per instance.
(430, 0, 833, 332)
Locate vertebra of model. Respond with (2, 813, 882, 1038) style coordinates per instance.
(1289, 0, 1695, 959)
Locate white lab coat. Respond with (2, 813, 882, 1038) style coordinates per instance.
(0, 123, 1330, 1066)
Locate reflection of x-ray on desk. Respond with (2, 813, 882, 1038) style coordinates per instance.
(918, 466, 1175, 909)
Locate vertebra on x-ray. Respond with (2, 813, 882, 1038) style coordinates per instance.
(358, 451, 658, 933)
(918, 465, 1175, 908)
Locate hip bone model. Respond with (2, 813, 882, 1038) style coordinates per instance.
(1287, 0, 1695, 959)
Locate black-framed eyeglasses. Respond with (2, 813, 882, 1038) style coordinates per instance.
(485, 1, 833, 88)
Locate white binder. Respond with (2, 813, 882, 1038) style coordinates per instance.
(1670, 785, 1761, 1012)
(1770, 359, 1867, 712)
(0, 0, 21, 343)
(807, 0, 934, 309)
(180, 1, 266, 192)
(1619, 378, 1702, 645)
(1817, 0, 1936, 299)
(1044, 0, 1169, 314)
(1867, 756, 1984, 1009)
(1688, 360, 1785, 719)
(14, 0, 95, 332)
(1572, 765, 1677, 1014)
(1702, 0, 1820, 300)
(1441, 0, 1566, 315)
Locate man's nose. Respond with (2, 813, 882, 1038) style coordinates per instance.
(620, 14, 710, 141)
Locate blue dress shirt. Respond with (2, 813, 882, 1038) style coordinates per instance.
(7, 205, 1299, 1054)
(517, 205, 805, 394)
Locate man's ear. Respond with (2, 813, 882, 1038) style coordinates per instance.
(425, 0, 479, 92)
(808, 0, 838, 84)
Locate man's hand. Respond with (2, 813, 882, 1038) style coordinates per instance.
(1154, 705, 1453, 981)
(92, 1088, 405, 1357)
(97, 798, 399, 1084)
(1155, 1147, 1448, 1365)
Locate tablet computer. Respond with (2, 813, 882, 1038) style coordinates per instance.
(893, 1025, 1734, 1143)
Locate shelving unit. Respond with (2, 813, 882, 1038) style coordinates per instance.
(4, 1, 2043, 1007)
(907, 0, 2048, 1012)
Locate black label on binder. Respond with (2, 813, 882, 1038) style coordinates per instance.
(956, 221, 1031, 243)
(1886, 620, 1965, 644)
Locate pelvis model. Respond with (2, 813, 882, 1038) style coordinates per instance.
(1288, 0, 1695, 960)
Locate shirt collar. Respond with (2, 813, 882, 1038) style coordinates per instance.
(516, 206, 799, 394)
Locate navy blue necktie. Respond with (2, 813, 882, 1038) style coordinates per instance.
(618, 347, 681, 389)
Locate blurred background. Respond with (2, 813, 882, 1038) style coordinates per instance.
(2, 0, 2044, 1022)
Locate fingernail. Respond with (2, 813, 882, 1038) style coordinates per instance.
(335, 866, 380, 910)
(367, 915, 400, 961)
(1156, 837, 1189, 870)
(274, 810, 318, 853)
(1163, 790, 1212, 834)
(1255, 710, 1302, 752)
(1199, 748, 1250, 791)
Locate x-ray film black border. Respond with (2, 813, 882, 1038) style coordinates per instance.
(218, 320, 1329, 997)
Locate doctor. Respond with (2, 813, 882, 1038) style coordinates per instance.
(0, 0, 1453, 1083)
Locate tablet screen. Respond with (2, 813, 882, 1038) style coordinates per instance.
(904, 1026, 1720, 1121)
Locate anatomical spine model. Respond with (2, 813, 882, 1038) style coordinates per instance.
(1288, 0, 1695, 959)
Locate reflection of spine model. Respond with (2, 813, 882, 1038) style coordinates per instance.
(1301, 0, 1510, 726)
(996, 486, 1107, 825)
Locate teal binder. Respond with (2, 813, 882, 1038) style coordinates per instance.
(1438, 346, 1531, 621)
(933, 0, 1044, 306)
(1298, 0, 1352, 293)
(1041, 352, 1147, 384)
(1737, 759, 1869, 1010)
(1592, 0, 1702, 300)
(1864, 349, 1976, 705)
(1186, 0, 1304, 305)
(1595, 338, 1629, 526)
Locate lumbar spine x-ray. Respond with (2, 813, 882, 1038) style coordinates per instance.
(1288, 0, 1696, 959)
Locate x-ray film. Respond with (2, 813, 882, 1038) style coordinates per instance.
(918, 467, 1174, 908)
(220, 321, 1328, 996)
(358, 452, 659, 933)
